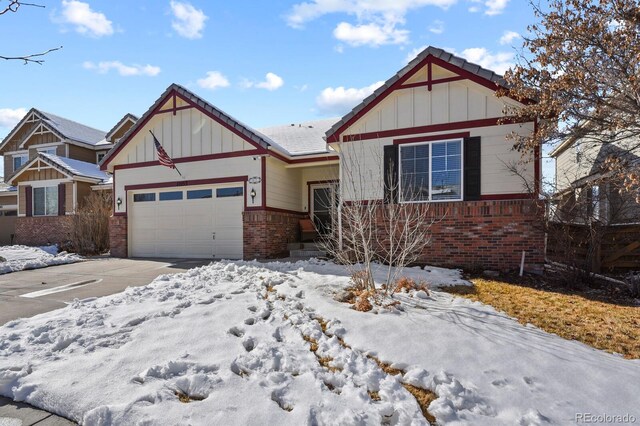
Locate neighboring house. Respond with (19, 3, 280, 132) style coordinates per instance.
(0, 109, 135, 246)
(0, 183, 18, 245)
(101, 46, 543, 271)
(550, 132, 640, 224)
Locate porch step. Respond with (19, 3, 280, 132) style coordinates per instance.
(289, 249, 327, 258)
(287, 242, 323, 251)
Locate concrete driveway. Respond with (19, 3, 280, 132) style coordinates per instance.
(0, 257, 211, 326)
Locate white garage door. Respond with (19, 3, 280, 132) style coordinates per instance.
(129, 185, 244, 259)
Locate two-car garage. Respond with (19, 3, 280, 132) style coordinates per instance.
(128, 184, 244, 259)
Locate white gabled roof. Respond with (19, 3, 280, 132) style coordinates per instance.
(40, 153, 110, 182)
(257, 118, 339, 156)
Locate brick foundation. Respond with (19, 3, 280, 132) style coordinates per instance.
(373, 199, 545, 272)
(109, 215, 128, 258)
(15, 216, 73, 246)
(243, 210, 306, 259)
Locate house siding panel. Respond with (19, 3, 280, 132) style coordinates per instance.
(265, 158, 302, 212)
(68, 145, 97, 163)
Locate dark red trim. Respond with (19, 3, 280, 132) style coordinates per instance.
(326, 54, 525, 143)
(172, 93, 177, 116)
(174, 91, 268, 153)
(261, 156, 266, 208)
(480, 193, 535, 201)
(429, 56, 501, 94)
(113, 212, 127, 217)
(393, 131, 470, 145)
(102, 88, 269, 170)
(343, 117, 530, 142)
(157, 105, 192, 115)
(306, 180, 338, 214)
(401, 75, 465, 90)
(113, 149, 263, 171)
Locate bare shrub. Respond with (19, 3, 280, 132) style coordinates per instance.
(393, 277, 430, 295)
(353, 292, 373, 312)
(69, 191, 112, 255)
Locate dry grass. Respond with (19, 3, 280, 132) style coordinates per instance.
(393, 277, 430, 295)
(445, 278, 640, 359)
(175, 391, 205, 403)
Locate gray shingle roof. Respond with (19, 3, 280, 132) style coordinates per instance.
(105, 113, 139, 142)
(325, 46, 508, 141)
(40, 153, 110, 182)
(38, 111, 107, 146)
(257, 118, 339, 156)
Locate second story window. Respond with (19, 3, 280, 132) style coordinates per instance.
(39, 147, 57, 156)
(12, 154, 28, 172)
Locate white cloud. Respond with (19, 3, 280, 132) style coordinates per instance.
(286, 0, 456, 28)
(316, 81, 385, 115)
(242, 73, 285, 91)
(499, 30, 520, 45)
(170, 1, 208, 39)
(197, 71, 230, 90)
(0, 108, 27, 129)
(404, 44, 428, 63)
(83, 61, 161, 77)
(485, 0, 509, 15)
(333, 21, 408, 46)
(59, 0, 113, 37)
(467, 0, 509, 15)
(458, 47, 514, 74)
(429, 20, 444, 34)
(286, 0, 456, 48)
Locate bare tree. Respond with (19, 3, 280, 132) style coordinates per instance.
(1, 0, 62, 65)
(499, 0, 640, 201)
(319, 141, 435, 299)
(69, 191, 112, 255)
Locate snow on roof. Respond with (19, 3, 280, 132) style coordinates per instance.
(40, 153, 110, 183)
(258, 118, 339, 156)
(39, 111, 107, 146)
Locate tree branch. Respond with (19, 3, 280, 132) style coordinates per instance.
(0, 46, 62, 65)
(0, 0, 44, 15)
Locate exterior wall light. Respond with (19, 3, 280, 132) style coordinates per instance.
(116, 197, 122, 210)
(250, 188, 256, 203)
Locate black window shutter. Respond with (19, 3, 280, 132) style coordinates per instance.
(58, 183, 66, 216)
(383, 144, 399, 204)
(464, 136, 481, 201)
(25, 186, 33, 217)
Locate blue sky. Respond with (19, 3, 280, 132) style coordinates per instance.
(0, 0, 551, 179)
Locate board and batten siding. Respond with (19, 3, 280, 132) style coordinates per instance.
(265, 158, 302, 212)
(114, 98, 256, 166)
(113, 156, 261, 214)
(343, 67, 519, 137)
(336, 122, 535, 202)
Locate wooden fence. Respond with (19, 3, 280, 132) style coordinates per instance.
(547, 223, 640, 272)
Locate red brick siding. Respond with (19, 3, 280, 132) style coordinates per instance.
(243, 210, 305, 259)
(371, 199, 545, 272)
(109, 215, 128, 257)
(15, 216, 73, 246)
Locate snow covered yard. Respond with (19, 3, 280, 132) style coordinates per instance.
(0, 260, 638, 425)
(0, 245, 82, 275)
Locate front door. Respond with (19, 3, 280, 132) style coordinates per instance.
(310, 184, 336, 234)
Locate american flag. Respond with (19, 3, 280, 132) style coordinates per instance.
(150, 130, 176, 169)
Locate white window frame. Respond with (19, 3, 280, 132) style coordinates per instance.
(12, 153, 28, 171)
(32, 185, 59, 217)
(398, 138, 464, 203)
(96, 152, 107, 163)
(37, 146, 58, 156)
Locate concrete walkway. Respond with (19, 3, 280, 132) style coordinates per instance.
(0, 257, 211, 326)
(0, 397, 75, 425)
(0, 257, 212, 425)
